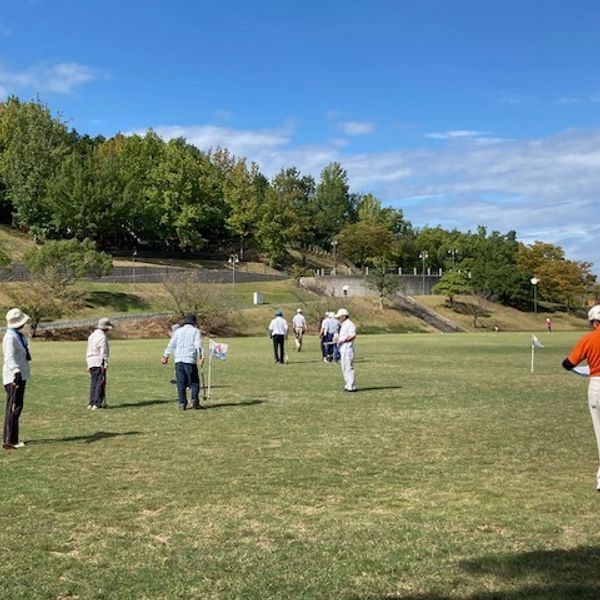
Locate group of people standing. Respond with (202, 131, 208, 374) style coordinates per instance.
(268, 307, 357, 392)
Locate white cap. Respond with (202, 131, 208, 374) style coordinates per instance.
(588, 304, 600, 322)
(334, 308, 349, 318)
(6, 308, 30, 329)
(97, 317, 113, 330)
(296, 308, 302, 313)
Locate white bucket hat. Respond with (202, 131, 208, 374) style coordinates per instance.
(6, 308, 30, 329)
(97, 317, 113, 330)
(334, 308, 349, 318)
(588, 304, 600, 322)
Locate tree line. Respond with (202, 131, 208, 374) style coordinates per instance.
(0, 96, 596, 309)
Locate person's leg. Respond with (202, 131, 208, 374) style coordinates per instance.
(297, 329, 303, 351)
(325, 333, 334, 361)
(588, 378, 600, 488)
(189, 364, 200, 408)
(100, 368, 108, 408)
(276, 335, 284, 363)
(175, 362, 189, 409)
(340, 346, 356, 391)
(272, 336, 279, 362)
(3, 381, 25, 446)
(89, 367, 103, 408)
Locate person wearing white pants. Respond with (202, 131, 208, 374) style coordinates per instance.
(335, 308, 357, 392)
(562, 304, 600, 490)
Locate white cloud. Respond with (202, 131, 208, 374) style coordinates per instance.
(338, 120, 375, 135)
(140, 120, 600, 270)
(425, 129, 487, 140)
(0, 61, 101, 95)
(214, 109, 232, 121)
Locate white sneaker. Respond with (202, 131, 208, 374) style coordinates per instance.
(13, 441, 25, 448)
(91, 405, 100, 411)
(87, 404, 93, 410)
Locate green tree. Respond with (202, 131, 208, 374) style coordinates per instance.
(432, 270, 473, 305)
(0, 97, 72, 237)
(314, 162, 354, 241)
(336, 222, 396, 271)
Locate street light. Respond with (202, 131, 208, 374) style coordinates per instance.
(132, 248, 138, 293)
(448, 247, 457, 268)
(530, 277, 539, 315)
(228, 253, 239, 302)
(419, 250, 428, 295)
(331, 240, 338, 276)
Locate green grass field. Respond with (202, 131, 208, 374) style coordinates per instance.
(2, 332, 599, 599)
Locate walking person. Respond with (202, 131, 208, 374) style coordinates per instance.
(162, 314, 204, 410)
(335, 308, 357, 392)
(268, 309, 288, 364)
(319, 311, 330, 363)
(546, 317, 553, 333)
(562, 305, 600, 490)
(3, 308, 31, 450)
(86, 317, 112, 410)
(327, 311, 341, 363)
(292, 308, 308, 352)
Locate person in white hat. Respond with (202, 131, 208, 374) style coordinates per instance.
(292, 308, 308, 352)
(86, 317, 113, 410)
(3, 308, 31, 450)
(334, 308, 357, 392)
(562, 304, 600, 490)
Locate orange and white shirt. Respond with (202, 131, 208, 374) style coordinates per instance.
(567, 327, 600, 377)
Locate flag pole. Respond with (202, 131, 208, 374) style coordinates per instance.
(208, 340, 213, 399)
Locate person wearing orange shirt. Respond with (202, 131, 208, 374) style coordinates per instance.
(562, 304, 600, 490)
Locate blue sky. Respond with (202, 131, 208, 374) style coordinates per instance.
(1, 0, 600, 270)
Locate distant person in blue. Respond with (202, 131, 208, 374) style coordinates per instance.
(3, 308, 31, 450)
(161, 314, 204, 410)
(326, 311, 341, 363)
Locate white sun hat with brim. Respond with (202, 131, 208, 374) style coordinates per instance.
(97, 317, 113, 330)
(6, 308, 30, 329)
(588, 304, 600, 322)
(334, 308, 349, 318)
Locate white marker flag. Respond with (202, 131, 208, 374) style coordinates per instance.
(531, 335, 544, 349)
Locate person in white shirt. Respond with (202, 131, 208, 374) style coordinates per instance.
(335, 308, 357, 392)
(86, 317, 112, 410)
(292, 308, 308, 352)
(3, 308, 31, 450)
(319, 311, 330, 362)
(162, 314, 204, 410)
(268, 309, 288, 364)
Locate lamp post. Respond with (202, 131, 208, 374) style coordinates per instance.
(448, 247, 457, 268)
(228, 253, 239, 302)
(419, 251, 428, 295)
(530, 277, 539, 315)
(132, 248, 138, 293)
(331, 240, 338, 276)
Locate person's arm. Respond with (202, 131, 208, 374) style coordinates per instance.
(162, 331, 177, 364)
(3, 335, 21, 382)
(195, 330, 204, 365)
(100, 333, 109, 368)
(562, 358, 575, 371)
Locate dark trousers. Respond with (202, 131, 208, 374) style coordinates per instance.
(3, 381, 25, 446)
(272, 334, 285, 363)
(176, 362, 200, 407)
(89, 367, 106, 407)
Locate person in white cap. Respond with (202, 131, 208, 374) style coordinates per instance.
(562, 304, 600, 490)
(86, 317, 113, 410)
(292, 308, 308, 352)
(268, 309, 288, 364)
(3, 308, 31, 450)
(335, 308, 357, 392)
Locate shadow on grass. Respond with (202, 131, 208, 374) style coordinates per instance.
(203, 399, 265, 410)
(28, 431, 142, 445)
(354, 386, 403, 392)
(86, 291, 149, 311)
(375, 545, 600, 599)
(110, 399, 171, 410)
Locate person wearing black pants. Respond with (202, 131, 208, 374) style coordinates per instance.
(268, 309, 288, 364)
(86, 317, 112, 410)
(3, 308, 31, 450)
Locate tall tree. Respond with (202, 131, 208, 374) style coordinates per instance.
(314, 162, 354, 241)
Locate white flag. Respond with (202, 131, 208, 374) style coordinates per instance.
(531, 335, 544, 349)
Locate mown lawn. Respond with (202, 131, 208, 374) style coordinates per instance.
(1, 331, 599, 599)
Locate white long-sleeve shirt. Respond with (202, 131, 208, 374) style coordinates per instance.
(268, 316, 288, 336)
(86, 328, 110, 369)
(2, 329, 31, 386)
(163, 324, 203, 364)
